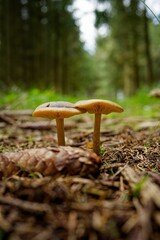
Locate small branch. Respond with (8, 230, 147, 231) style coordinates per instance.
(0, 195, 51, 213)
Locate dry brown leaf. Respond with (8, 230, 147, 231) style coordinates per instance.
(121, 166, 160, 207)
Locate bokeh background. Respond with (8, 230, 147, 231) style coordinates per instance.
(0, 0, 159, 109)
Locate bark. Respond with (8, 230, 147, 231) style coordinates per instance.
(143, 7, 154, 86)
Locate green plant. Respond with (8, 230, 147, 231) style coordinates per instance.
(118, 87, 160, 118)
(132, 175, 148, 198)
(100, 146, 105, 157)
(0, 88, 79, 110)
(0, 87, 159, 118)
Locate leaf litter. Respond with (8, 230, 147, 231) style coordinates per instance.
(0, 111, 159, 240)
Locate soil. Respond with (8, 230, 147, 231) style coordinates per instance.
(0, 110, 160, 240)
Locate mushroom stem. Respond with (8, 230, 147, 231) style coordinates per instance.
(93, 113, 101, 155)
(56, 118, 65, 146)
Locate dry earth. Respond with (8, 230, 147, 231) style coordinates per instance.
(0, 110, 160, 240)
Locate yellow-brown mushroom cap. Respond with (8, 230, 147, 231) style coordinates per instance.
(32, 101, 85, 119)
(74, 99, 124, 114)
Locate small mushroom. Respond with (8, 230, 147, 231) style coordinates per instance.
(32, 101, 85, 146)
(74, 99, 124, 155)
(149, 88, 160, 98)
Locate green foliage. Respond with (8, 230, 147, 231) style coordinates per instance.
(132, 175, 148, 198)
(0, 0, 159, 98)
(0, 87, 159, 120)
(95, 0, 160, 97)
(0, 0, 96, 95)
(100, 146, 105, 157)
(0, 88, 78, 109)
(95, 9, 110, 28)
(120, 87, 160, 117)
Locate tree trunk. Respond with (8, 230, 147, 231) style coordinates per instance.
(123, 61, 135, 96)
(131, 0, 140, 93)
(53, 11, 62, 93)
(143, 7, 154, 86)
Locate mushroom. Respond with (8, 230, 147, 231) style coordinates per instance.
(74, 99, 124, 155)
(32, 101, 85, 146)
(149, 88, 160, 98)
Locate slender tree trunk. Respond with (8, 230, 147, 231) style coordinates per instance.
(53, 11, 62, 92)
(143, 7, 154, 86)
(123, 61, 135, 96)
(61, 28, 68, 94)
(6, 0, 11, 85)
(123, 0, 140, 96)
(131, 0, 140, 92)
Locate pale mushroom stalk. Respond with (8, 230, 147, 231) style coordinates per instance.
(56, 118, 65, 146)
(74, 99, 124, 155)
(93, 113, 101, 155)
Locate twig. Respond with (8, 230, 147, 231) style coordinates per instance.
(0, 195, 51, 213)
(112, 162, 128, 179)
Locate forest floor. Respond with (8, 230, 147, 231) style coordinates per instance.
(0, 110, 159, 240)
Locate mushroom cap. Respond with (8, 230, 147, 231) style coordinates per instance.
(74, 99, 124, 114)
(32, 101, 85, 119)
(149, 89, 160, 98)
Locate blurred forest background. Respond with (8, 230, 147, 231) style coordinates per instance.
(0, 0, 160, 104)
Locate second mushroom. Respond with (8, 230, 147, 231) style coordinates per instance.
(32, 101, 85, 146)
(74, 99, 124, 155)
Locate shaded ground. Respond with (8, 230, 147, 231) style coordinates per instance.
(0, 110, 160, 240)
